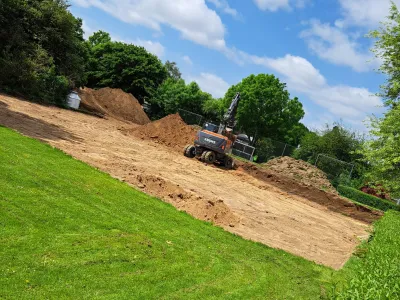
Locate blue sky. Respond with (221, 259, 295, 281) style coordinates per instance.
(69, 0, 396, 132)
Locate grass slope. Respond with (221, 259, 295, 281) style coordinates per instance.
(332, 210, 400, 299)
(0, 126, 333, 299)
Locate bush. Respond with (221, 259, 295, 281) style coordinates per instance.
(338, 185, 400, 212)
(333, 211, 400, 299)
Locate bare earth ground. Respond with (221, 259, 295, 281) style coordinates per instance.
(0, 95, 373, 269)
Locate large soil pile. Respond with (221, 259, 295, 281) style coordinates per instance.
(264, 156, 337, 194)
(131, 114, 198, 151)
(78, 87, 150, 125)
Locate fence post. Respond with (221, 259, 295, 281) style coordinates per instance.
(250, 146, 256, 161)
(348, 164, 355, 185)
(281, 144, 287, 157)
(314, 154, 320, 167)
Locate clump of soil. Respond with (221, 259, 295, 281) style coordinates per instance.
(78, 87, 150, 125)
(134, 174, 239, 227)
(131, 114, 198, 151)
(264, 156, 337, 194)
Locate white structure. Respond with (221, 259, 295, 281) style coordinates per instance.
(67, 91, 81, 109)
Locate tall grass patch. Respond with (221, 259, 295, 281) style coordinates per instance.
(333, 211, 400, 299)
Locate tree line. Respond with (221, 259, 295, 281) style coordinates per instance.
(0, 0, 399, 197)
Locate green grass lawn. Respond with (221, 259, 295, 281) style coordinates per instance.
(0, 126, 335, 299)
(331, 210, 400, 299)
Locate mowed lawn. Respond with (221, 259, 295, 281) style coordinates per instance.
(0, 126, 334, 299)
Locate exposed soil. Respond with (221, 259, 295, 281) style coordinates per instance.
(264, 156, 337, 194)
(78, 87, 150, 125)
(0, 94, 381, 269)
(128, 113, 198, 151)
(236, 161, 382, 224)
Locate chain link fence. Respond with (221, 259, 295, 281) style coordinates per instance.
(253, 138, 297, 163)
(314, 154, 354, 187)
(178, 109, 204, 126)
(232, 141, 255, 161)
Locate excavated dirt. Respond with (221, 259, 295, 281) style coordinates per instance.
(264, 156, 337, 194)
(236, 161, 382, 224)
(78, 87, 150, 125)
(135, 174, 239, 227)
(0, 94, 382, 269)
(129, 113, 198, 151)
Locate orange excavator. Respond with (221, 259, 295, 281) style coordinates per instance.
(183, 92, 241, 169)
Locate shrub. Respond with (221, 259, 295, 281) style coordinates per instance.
(338, 185, 400, 212)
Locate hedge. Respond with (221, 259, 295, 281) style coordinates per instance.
(338, 185, 400, 212)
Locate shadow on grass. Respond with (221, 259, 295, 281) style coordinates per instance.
(0, 100, 82, 143)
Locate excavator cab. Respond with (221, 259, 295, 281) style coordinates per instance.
(203, 122, 219, 133)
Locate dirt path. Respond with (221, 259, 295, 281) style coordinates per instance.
(0, 95, 373, 269)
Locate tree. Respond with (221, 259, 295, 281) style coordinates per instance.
(362, 3, 400, 196)
(293, 123, 367, 185)
(86, 33, 167, 103)
(294, 123, 364, 163)
(284, 122, 310, 146)
(202, 98, 225, 123)
(149, 78, 212, 119)
(88, 30, 111, 47)
(165, 60, 182, 81)
(223, 74, 305, 144)
(0, 0, 88, 104)
(362, 101, 400, 196)
(368, 3, 400, 106)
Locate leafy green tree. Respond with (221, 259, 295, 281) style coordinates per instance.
(294, 124, 364, 163)
(284, 123, 310, 146)
(362, 102, 400, 196)
(363, 2, 400, 196)
(86, 33, 167, 103)
(149, 78, 212, 119)
(368, 3, 400, 106)
(293, 123, 367, 185)
(202, 98, 225, 123)
(88, 30, 111, 47)
(0, 0, 88, 104)
(223, 74, 305, 144)
(165, 60, 182, 81)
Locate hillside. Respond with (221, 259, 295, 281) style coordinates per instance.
(0, 127, 331, 299)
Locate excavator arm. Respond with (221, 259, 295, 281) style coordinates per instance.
(218, 92, 241, 134)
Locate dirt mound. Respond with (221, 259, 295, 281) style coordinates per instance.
(235, 160, 382, 224)
(264, 156, 337, 194)
(131, 114, 197, 151)
(78, 87, 150, 125)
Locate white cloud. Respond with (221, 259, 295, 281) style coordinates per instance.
(182, 55, 193, 65)
(300, 20, 376, 72)
(72, 0, 227, 51)
(295, 0, 310, 9)
(131, 39, 165, 57)
(253, 0, 310, 12)
(240, 53, 383, 123)
(206, 0, 239, 18)
(188, 73, 230, 98)
(253, 0, 290, 11)
(338, 0, 400, 28)
(82, 21, 95, 39)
